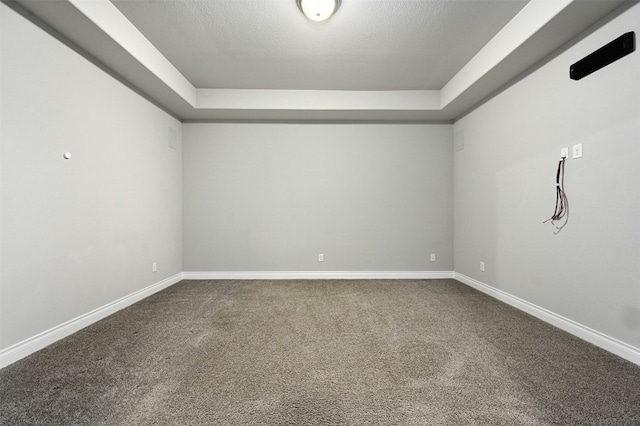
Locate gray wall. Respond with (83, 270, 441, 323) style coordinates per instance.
(454, 3, 640, 349)
(0, 4, 183, 349)
(183, 123, 453, 272)
(3, 0, 637, 363)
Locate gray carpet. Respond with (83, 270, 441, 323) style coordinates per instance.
(1, 279, 639, 425)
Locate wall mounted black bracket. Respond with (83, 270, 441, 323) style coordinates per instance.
(570, 32, 635, 80)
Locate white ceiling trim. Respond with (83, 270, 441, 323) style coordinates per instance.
(67, 0, 197, 106)
(196, 89, 441, 111)
(441, 0, 572, 108)
(13, 0, 628, 121)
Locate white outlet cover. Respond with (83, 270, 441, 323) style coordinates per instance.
(572, 143, 583, 159)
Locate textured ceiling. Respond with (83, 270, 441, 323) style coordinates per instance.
(11, 0, 627, 120)
(111, 0, 529, 91)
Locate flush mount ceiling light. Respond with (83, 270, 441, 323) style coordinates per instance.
(296, 0, 341, 22)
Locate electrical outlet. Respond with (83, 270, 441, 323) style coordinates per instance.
(318, 254, 324, 262)
(152, 262, 157, 273)
(572, 143, 583, 159)
(480, 261, 485, 272)
(430, 253, 436, 262)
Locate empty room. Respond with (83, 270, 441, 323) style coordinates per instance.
(1, 0, 639, 424)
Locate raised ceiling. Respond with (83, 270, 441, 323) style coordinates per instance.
(10, 0, 630, 121)
(110, 0, 529, 91)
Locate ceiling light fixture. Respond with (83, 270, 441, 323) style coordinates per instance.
(296, 0, 341, 22)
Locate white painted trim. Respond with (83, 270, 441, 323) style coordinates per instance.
(441, 0, 573, 107)
(0, 273, 183, 369)
(4, 271, 636, 369)
(453, 272, 640, 366)
(183, 271, 455, 280)
(68, 0, 197, 105)
(196, 89, 441, 111)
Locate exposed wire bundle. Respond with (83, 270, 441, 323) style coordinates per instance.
(543, 157, 567, 225)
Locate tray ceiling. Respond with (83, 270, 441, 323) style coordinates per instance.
(9, 0, 629, 121)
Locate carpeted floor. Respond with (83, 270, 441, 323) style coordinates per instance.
(1, 279, 639, 425)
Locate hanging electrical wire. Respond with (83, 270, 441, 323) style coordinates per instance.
(543, 157, 567, 225)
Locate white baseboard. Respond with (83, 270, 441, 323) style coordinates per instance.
(0, 273, 183, 369)
(3, 271, 637, 369)
(182, 271, 455, 280)
(453, 272, 640, 366)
